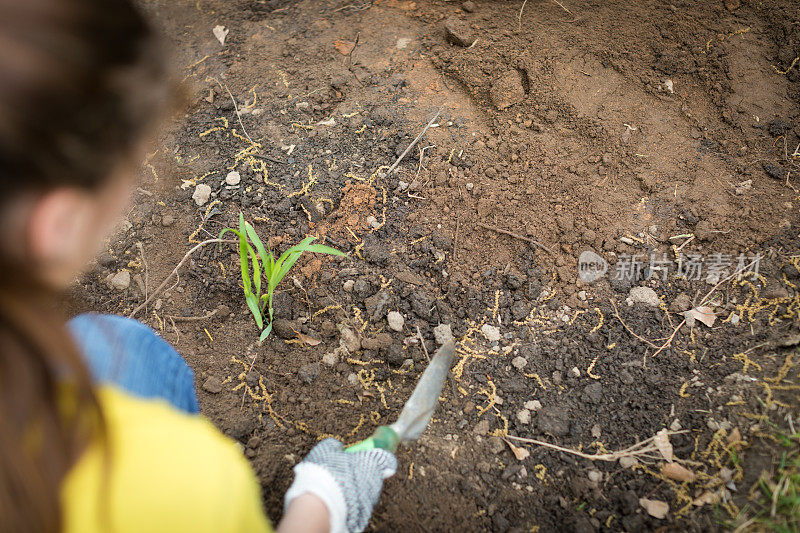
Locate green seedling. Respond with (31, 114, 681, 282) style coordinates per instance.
(220, 213, 345, 343)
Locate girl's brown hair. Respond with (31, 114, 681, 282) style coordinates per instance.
(0, 0, 170, 530)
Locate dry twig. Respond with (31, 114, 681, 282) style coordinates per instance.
(383, 110, 440, 177)
(476, 222, 553, 254)
(207, 76, 257, 147)
(129, 238, 235, 318)
(506, 430, 688, 462)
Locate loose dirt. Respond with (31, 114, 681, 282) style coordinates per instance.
(67, 0, 800, 531)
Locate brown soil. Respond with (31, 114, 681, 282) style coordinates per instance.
(67, 0, 800, 531)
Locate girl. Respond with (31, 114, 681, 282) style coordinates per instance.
(0, 0, 395, 532)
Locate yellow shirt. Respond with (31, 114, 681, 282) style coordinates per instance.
(61, 386, 272, 533)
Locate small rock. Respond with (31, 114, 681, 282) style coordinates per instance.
(202, 376, 223, 394)
(538, 410, 570, 437)
(481, 323, 501, 342)
(343, 279, 355, 292)
(361, 333, 393, 351)
(591, 424, 601, 438)
(225, 171, 241, 186)
(670, 293, 692, 313)
(724, 0, 741, 10)
(346, 373, 359, 386)
(569, 366, 581, 378)
(619, 456, 639, 469)
(365, 291, 392, 321)
(444, 16, 476, 47)
(108, 270, 131, 291)
(338, 324, 361, 353)
(628, 286, 660, 307)
(322, 352, 339, 366)
(366, 215, 380, 229)
(386, 345, 405, 367)
(619, 370, 634, 384)
(298, 362, 320, 384)
(192, 183, 212, 206)
(272, 318, 295, 340)
(433, 324, 455, 345)
(587, 470, 602, 483)
(763, 161, 785, 180)
(490, 70, 526, 110)
(462, 0, 476, 12)
(582, 382, 602, 404)
(97, 251, 115, 267)
(694, 220, 714, 242)
(488, 436, 505, 454)
(387, 311, 405, 332)
(161, 214, 176, 227)
(524, 400, 542, 411)
(516, 409, 531, 424)
(511, 356, 528, 370)
(474, 419, 490, 435)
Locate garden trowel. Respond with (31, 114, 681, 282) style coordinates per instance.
(345, 340, 455, 453)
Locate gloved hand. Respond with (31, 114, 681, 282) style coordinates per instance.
(284, 438, 397, 533)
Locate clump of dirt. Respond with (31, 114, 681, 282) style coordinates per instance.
(65, 0, 800, 530)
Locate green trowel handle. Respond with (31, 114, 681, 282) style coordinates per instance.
(344, 426, 400, 453)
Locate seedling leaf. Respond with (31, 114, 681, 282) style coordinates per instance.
(246, 294, 263, 329)
(259, 322, 273, 343)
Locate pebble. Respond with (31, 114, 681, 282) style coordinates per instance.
(516, 409, 531, 424)
(192, 184, 212, 206)
(619, 456, 639, 469)
(587, 470, 603, 483)
(474, 419, 490, 435)
(342, 279, 355, 292)
(366, 215, 380, 229)
(669, 292, 692, 313)
(108, 270, 131, 291)
(298, 362, 320, 384)
(524, 400, 542, 411)
(338, 324, 361, 353)
(361, 333, 393, 351)
(569, 366, 581, 378)
(481, 324, 501, 342)
(272, 318, 296, 340)
(627, 286, 660, 307)
(346, 373, 358, 386)
(591, 424, 602, 438)
(490, 70, 526, 110)
(161, 214, 176, 227)
(322, 352, 339, 366)
(511, 356, 527, 370)
(225, 171, 241, 186)
(433, 323, 454, 345)
(443, 16, 476, 47)
(202, 376, 223, 394)
(387, 311, 405, 332)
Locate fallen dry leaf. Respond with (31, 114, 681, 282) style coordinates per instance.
(693, 490, 722, 506)
(683, 306, 716, 327)
(334, 40, 356, 55)
(296, 331, 322, 346)
(654, 429, 674, 462)
(639, 498, 669, 519)
(212, 25, 229, 45)
(727, 427, 743, 449)
(661, 462, 696, 482)
(504, 439, 530, 461)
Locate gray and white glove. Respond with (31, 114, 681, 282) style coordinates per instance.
(284, 438, 397, 533)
